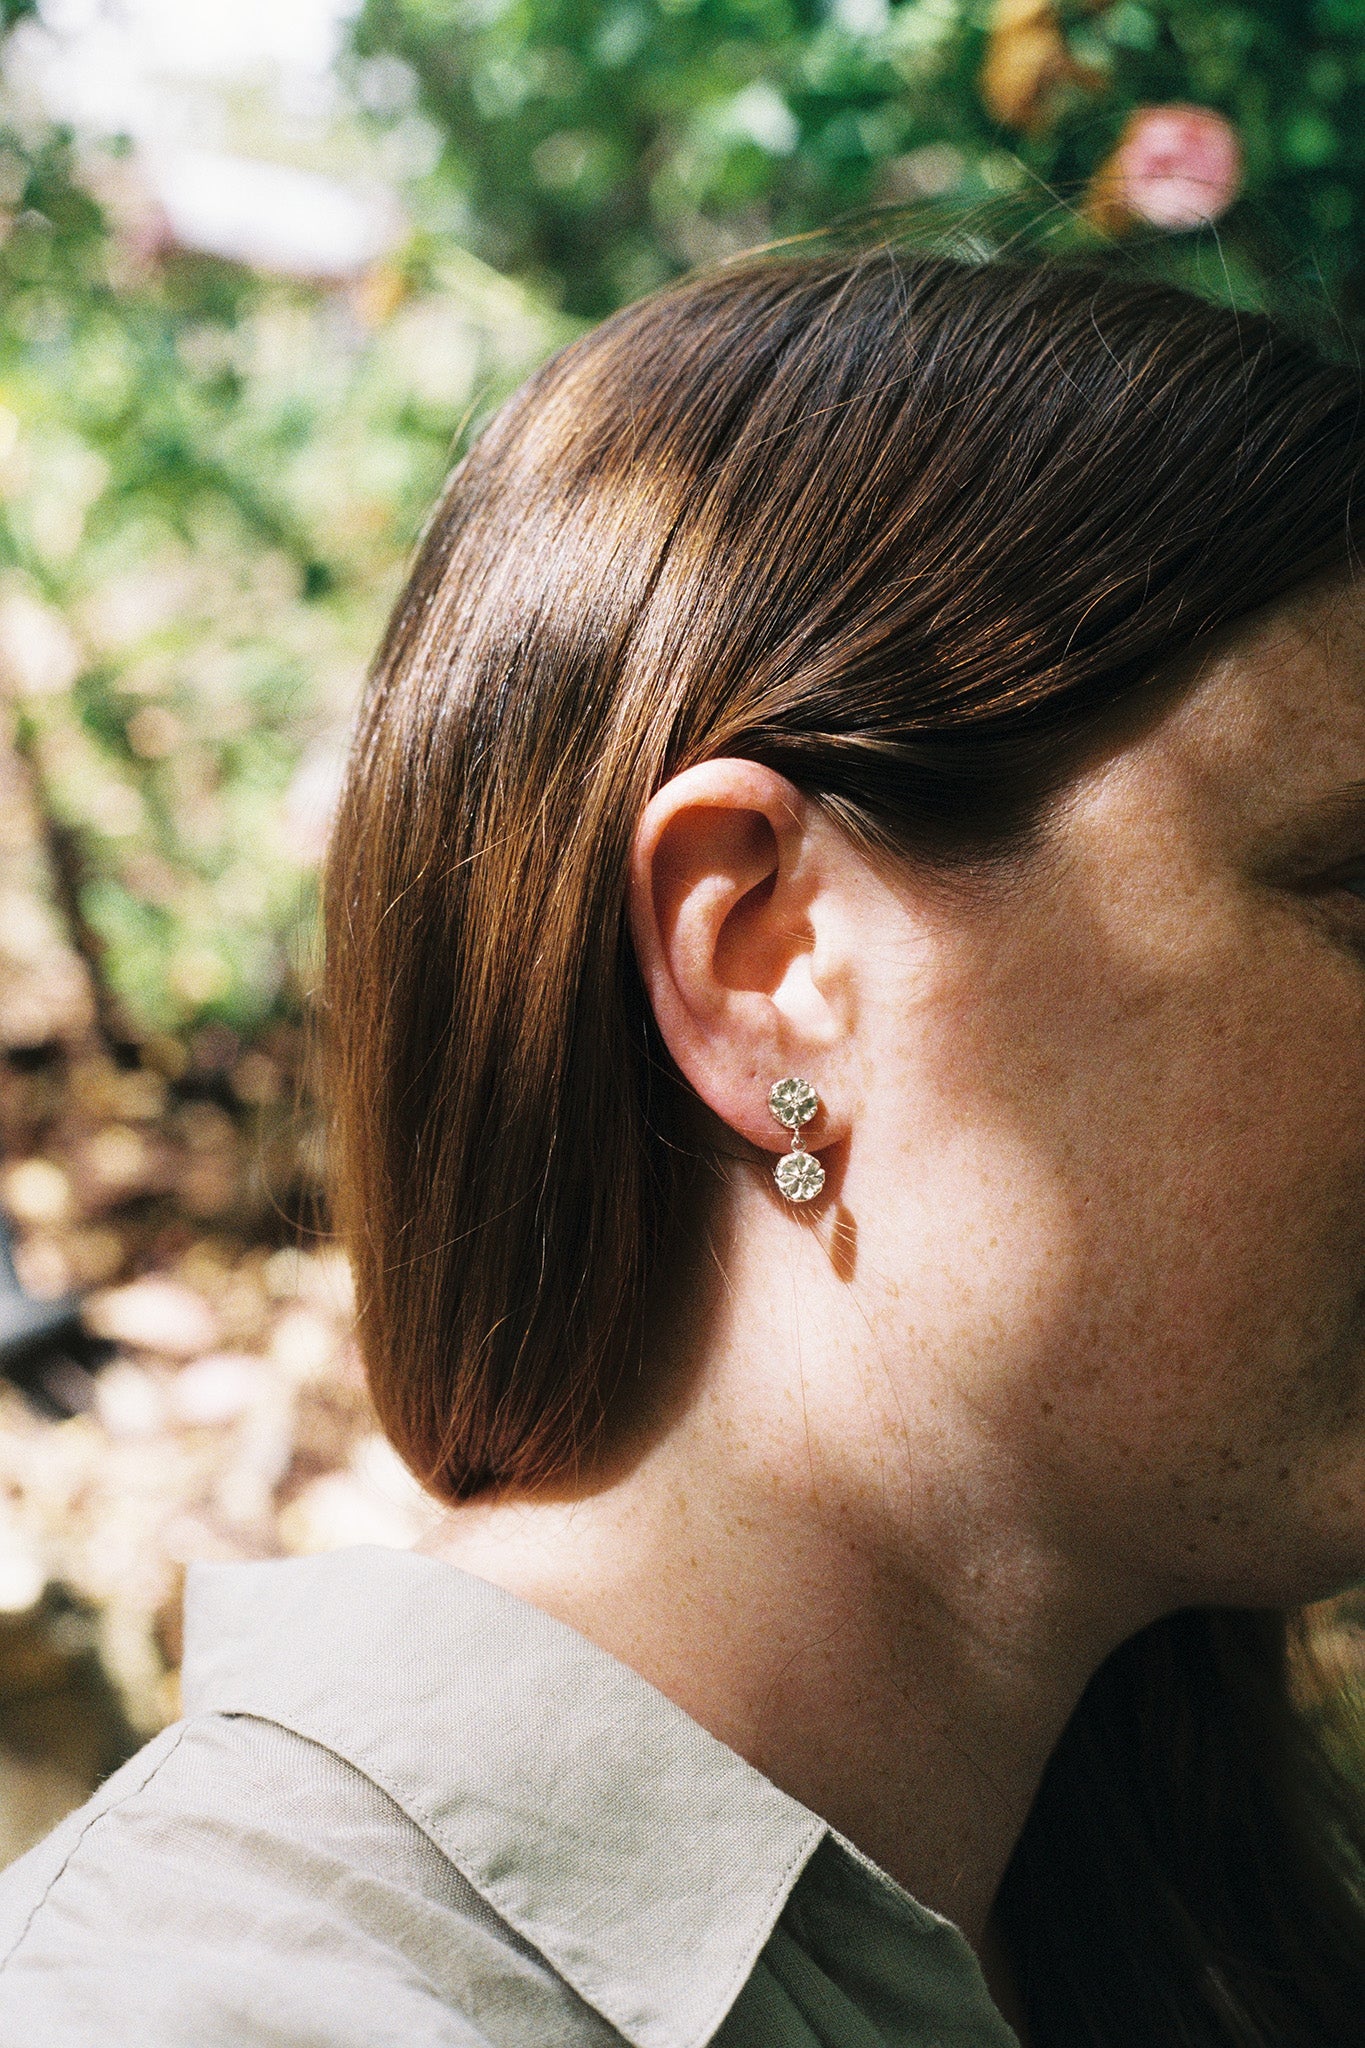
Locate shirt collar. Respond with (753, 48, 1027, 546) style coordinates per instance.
(181, 1545, 827, 2048)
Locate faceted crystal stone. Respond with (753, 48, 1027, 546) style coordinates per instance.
(768, 1077, 818, 1130)
(774, 1149, 825, 1202)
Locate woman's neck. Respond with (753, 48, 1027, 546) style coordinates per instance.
(421, 1230, 1142, 1960)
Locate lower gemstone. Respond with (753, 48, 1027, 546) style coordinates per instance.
(774, 1150, 825, 1202)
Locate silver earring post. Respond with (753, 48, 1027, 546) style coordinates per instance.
(768, 1078, 825, 1202)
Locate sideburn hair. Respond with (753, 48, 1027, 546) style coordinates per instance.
(325, 247, 1365, 2043)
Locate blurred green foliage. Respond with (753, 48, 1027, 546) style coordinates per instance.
(0, 33, 559, 1048)
(9, 1, 1365, 1052)
(350, 0, 1365, 323)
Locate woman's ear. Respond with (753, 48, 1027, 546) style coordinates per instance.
(629, 760, 852, 1152)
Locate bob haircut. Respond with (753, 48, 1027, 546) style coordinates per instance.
(325, 248, 1365, 2044)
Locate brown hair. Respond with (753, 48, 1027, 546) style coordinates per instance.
(325, 247, 1365, 2041)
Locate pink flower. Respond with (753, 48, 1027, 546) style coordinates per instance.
(1108, 104, 1242, 230)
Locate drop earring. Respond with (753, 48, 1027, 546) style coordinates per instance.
(768, 1077, 825, 1203)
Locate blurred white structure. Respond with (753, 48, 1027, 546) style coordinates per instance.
(16, 0, 403, 281)
(144, 148, 400, 280)
(29, 0, 359, 136)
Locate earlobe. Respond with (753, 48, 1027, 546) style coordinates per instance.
(629, 759, 846, 1151)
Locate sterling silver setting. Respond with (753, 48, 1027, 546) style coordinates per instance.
(768, 1077, 825, 1203)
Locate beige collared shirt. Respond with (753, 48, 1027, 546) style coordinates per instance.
(0, 1546, 1018, 2046)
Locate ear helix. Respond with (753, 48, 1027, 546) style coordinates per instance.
(768, 1078, 825, 1203)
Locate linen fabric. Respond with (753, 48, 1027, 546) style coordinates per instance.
(0, 1545, 1020, 2046)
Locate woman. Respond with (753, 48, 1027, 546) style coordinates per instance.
(2, 245, 1364, 2047)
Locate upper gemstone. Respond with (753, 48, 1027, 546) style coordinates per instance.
(768, 1077, 818, 1130)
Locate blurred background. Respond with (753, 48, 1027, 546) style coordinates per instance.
(0, 0, 1363, 1863)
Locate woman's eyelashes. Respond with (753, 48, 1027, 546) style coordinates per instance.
(1327, 861, 1365, 903)
(1326, 873, 1365, 952)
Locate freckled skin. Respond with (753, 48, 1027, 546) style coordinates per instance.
(429, 581, 1365, 1956)
(849, 584, 1365, 1610)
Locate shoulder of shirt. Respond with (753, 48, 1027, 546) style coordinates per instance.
(0, 1708, 592, 2047)
(0, 1550, 1018, 2048)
